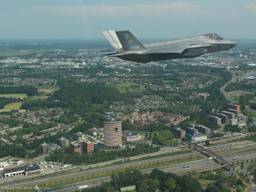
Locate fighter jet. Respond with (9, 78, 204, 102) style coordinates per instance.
(103, 30, 237, 63)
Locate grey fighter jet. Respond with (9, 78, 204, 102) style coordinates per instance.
(103, 30, 237, 63)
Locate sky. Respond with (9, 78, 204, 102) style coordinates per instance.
(1, 0, 256, 39)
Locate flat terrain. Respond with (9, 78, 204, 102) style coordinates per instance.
(0, 94, 27, 99)
(115, 82, 145, 94)
(220, 70, 254, 102)
(0, 102, 22, 112)
(36, 85, 59, 95)
(225, 90, 253, 103)
(1, 141, 256, 191)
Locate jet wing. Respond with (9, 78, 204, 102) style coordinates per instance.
(109, 44, 211, 57)
(180, 44, 212, 56)
(145, 42, 212, 54)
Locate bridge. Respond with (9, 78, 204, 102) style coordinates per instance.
(191, 144, 233, 171)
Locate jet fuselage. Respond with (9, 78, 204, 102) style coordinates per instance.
(103, 31, 236, 63)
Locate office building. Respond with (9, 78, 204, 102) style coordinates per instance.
(226, 103, 241, 113)
(82, 142, 94, 153)
(70, 142, 82, 155)
(209, 115, 222, 126)
(195, 125, 211, 135)
(104, 120, 122, 148)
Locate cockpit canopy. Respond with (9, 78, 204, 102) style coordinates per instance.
(203, 33, 223, 40)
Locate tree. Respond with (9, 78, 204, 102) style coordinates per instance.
(164, 178, 176, 191)
(206, 185, 220, 192)
(153, 130, 178, 146)
(178, 175, 202, 192)
(111, 169, 143, 189)
(137, 178, 160, 192)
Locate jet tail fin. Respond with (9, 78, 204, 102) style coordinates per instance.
(103, 30, 145, 52)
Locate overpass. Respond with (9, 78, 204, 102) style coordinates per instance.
(191, 144, 233, 171)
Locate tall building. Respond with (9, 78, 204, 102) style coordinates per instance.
(104, 121, 122, 149)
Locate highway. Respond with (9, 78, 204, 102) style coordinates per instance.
(192, 144, 233, 170)
(51, 152, 256, 192)
(0, 152, 202, 189)
(1, 141, 256, 191)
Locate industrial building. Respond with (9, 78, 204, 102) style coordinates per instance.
(104, 120, 122, 148)
(2, 164, 41, 178)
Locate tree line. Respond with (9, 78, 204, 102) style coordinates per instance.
(0, 85, 38, 96)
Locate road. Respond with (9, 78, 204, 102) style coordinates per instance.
(247, 184, 256, 192)
(192, 144, 233, 170)
(0, 151, 202, 189)
(1, 141, 256, 191)
(51, 152, 256, 192)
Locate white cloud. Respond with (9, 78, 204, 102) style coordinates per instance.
(36, 2, 201, 16)
(245, 3, 256, 13)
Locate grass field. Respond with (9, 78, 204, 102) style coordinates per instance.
(36, 85, 59, 95)
(225, 90, 254, 103)
(249, 96, 256, 103)
(199, 179, 216, 189)
(0, 102, 23, 112)
(221, 70, 253, 102)
(26, 95, 49, 101)
(0, 93, 27, 99)
(115, 82, 145, 94)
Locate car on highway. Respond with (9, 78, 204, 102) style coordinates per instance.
(232, 156, 240, 161)
(181, 165, 191, 169)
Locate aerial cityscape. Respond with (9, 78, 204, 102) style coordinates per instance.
(1, 1, 256, 192)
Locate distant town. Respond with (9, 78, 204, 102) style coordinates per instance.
(0, 39, 256, 191)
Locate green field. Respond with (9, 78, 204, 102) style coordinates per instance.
(249, 96, 256, 103)
(0, 102, 23, 112)
(115, 82, 145, 94)
(36, 85, 59, 95)
(0, 94, 27, 99)
(225, 90, 254, 103)
(26, 95, 49, 101)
